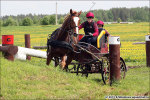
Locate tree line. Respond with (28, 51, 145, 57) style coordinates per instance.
(0, 6, 149, 26)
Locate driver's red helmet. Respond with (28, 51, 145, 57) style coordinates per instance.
(86, 12, 94, 18)
(97, 20, 104, 25)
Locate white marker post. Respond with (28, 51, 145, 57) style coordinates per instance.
(109, 36, 121, 84)
(145, 35, 150, 67)
(15, 47, 47, 60)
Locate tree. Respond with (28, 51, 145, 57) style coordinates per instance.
(41, 16, 49, 25)
(93, 10, 104, 21)
(59, 17, 64, 24)
(22, 17, 33, 26)
(94, 17, 98, 22)
(107, 10, 114, 21)
(127, 18, 132, 22)
(112, 8, 120, 21)
(3, 17, 17, 26)
(49, 15, 56, 25)
(18, 19, 23, 26)
(117, 18, 122, 23)
(1, 6, 149, 26)
(119, 8, 130, 21)
(102, 11, 108, 21)
(0, 19, 3, 26)
(33, 16, 39, 24)
(79, 13, 86, 23)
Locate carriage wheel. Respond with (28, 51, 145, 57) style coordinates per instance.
(68, 63, 77, 72)
(101, 59, 110, 85)
(76, 64, 80, 76)
(101, 57, 127, 84)
(77, 64, 89, 77)
(120, 57, 127, 79)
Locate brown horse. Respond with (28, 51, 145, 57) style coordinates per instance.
(46, 9, 81, 69)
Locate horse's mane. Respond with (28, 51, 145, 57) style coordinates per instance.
(52, 11, 78, 40)
(64, 14, 70, 22)
(62, 11, 78, 28)
(62, 14, 71, 28)
(49, 27, 61, 41)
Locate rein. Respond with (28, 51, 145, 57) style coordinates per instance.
(74, 43, 102, 62)
(67, 28, 77, 45)
(47, 14, 79, 53)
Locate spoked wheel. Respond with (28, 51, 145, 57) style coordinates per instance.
(77, 64, 89, 78)
(101, 59, 110, 84)
(68, 63, 77, 72)
(120, 57, 127, 79)
(101, 57, 127, 84)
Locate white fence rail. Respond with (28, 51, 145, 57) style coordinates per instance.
(14, 47, 47, 60)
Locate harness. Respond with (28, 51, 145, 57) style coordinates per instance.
(48, 40, 73, 51)
(47, 14, 79, 54)
(47, 28, 77, 52)
(47, 28, 104, 62)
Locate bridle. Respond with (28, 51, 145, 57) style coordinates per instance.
(66, 15, 79, 46)
(67, 28, 77, 46)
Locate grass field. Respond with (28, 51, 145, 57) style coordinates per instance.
(1, 22, 149, 62)
(0, 22, 150, 99)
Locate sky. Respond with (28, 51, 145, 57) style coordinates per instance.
(1, 1, 149, 16)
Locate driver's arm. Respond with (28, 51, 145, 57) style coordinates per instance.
(79, 22, 85, 30)
(92, 23, 99, 37)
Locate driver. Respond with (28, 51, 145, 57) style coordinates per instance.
(78, 12, 99, 44)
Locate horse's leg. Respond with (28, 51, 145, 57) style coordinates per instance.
(46, 45, 53, 65)
(54, 57, 59, 67)
(60, 55, 67, 69)
(64, 55, 73, 72)
(46, 53, 52, 65)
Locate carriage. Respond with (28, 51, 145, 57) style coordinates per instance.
(67, 33, 127, 84)
(48, 32, 127, 85)
(46, 9, 127, 85)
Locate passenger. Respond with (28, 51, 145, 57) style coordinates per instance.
(79, 12, 99, 45)
(97, 20, 110, 36)
(96, 20, 110, 48)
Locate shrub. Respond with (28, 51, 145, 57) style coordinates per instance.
(22, 17, 33, 26)
(3, 17, 17, 26)
(94, 17, 98, 22)
(41, 16, 49, 25)
(33, 16, 39, 25)
(49, 15, 56, 25)
(117, 18, 122, 23)
(59, 17, 64, 24)
(0, 19, 3, 26)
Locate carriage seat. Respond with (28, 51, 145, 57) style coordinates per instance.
(97, 30, 109, 53)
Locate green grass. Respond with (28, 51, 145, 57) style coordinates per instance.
(1, 57, 149, 99)
(1, 25, 61, 46)
(1, 22, 149, 46)
(0, 23, 150, 99)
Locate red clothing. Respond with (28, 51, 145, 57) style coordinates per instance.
(79, 21, 99, 37)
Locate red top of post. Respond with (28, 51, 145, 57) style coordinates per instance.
(2, 35, 14, 45)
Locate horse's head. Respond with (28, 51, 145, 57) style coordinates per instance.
(64, 9, 81, 44)
(58, 9, 81, 43)
(69, 9, 82, 35)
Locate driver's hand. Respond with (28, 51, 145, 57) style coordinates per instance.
(89, 33, 93, 36)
